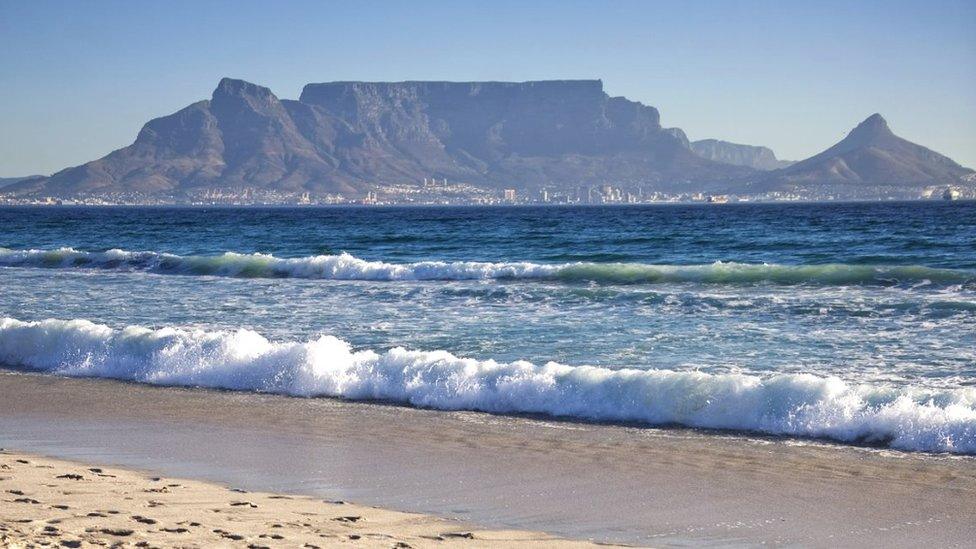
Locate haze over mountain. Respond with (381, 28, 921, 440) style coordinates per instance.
(751, 114, 974, 196)
(7, 78, 747, 199)
(0, 175, 43, 189)
(5, 80, 972, 202)
(690, 140, 793, 171)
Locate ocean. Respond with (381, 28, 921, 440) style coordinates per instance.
(1, 202, 974, 454)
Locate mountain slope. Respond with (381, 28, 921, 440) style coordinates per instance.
(7, 78, 748, 198)
(0, 175, 44, 189)
(690, 139, 792, 170)
(757, 114, 973, 191)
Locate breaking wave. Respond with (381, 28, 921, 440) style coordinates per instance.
(2, 317, 974, 454)
(0, 247, 972, 286)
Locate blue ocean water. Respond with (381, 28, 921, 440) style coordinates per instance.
(1, 202, 974, 453)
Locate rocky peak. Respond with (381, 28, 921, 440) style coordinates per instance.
(211, 77, 282, 116)
(844, 113, 894, 146)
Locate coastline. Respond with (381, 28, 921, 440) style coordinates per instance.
(1, 199, 973, 208)
(2, 372, 975, 547)
(0, 450, 597, 548)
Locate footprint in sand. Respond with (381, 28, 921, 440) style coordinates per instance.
(333, 516, 363, 523)
(55, 473, 84, 480)
(13, 497, 41, 504)
(131, 515, 157, 525)
(213, 529, 245, 541)
(443, 532, 476, 539)
(230, 501, 258, 508)
(99, 528, 135, 536)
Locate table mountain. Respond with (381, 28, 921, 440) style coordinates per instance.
(6, 78, 747, 198)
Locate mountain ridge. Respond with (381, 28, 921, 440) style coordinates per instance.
(5, 81, 972, 201)
(7, 78, 748, 198)
(690, 139, 793, 171)
(752, 113, 973, 194)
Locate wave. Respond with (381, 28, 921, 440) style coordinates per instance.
(1, 247, 973, 286)
(2, 317, 974, 454)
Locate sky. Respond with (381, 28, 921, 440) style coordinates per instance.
(1, 0, 974, 177)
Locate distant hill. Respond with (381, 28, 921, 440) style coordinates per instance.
(0, 175, 44, 189)
(690, 139, 793, 171)
(6, 78, 748, 198)
(753, 114, 973, 193)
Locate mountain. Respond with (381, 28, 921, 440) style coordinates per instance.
(0, 175, 44, 189)
(753, 114, 973, 194)
(6, 78, 748, 199)
(690, 139, 793, 170)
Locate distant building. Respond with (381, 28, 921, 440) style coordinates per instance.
(504, 189, 517, 201)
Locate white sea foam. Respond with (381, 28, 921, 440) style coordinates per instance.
(0, 247, 972, 285)
(2, 317, 974, 454)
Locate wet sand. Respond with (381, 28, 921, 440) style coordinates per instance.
(2, 371, 975, 547)
(0, 451, 596, 548)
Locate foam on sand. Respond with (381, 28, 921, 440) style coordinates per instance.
(2, 317, 973, 454)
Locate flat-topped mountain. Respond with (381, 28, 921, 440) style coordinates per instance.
(7, 82, 971, 201)
(7, 78, 746, 198)
(690, 139, 793, 171)
(755, 114, 973, 193)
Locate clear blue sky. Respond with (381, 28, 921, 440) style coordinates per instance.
(1, 0, 974, 176)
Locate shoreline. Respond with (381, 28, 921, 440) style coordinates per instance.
(1, 199, 973, 208)
(0, 450, 598, 548)
(2, 372, 975, 546)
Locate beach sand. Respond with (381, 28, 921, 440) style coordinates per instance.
(0, 450, 598, 548)
(2, 372, 975, 547)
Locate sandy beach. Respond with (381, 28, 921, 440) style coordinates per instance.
(2, 372, 975, 547)
(0, 450, 598, 548)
